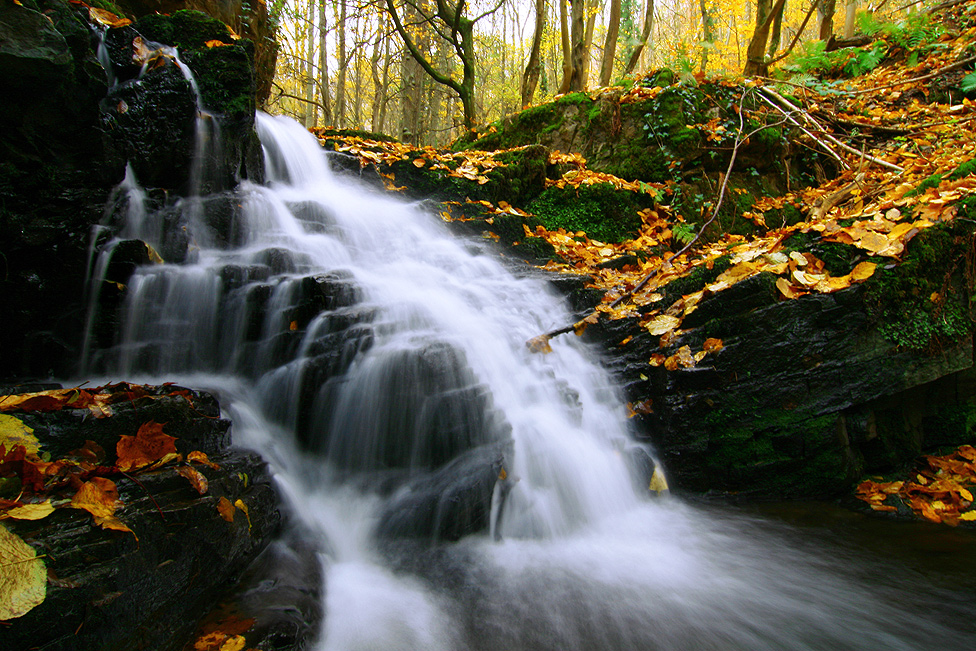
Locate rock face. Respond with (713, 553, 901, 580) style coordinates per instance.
(580, 217, 976, 498)
(0, 384, 312, 651)
(0, 0, 263, 380)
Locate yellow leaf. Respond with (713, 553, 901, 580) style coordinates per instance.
(219, 635, 247, 651)
(702, 338, 723, 353)
(648, 467, 669, 493)
(234, 499, 251, 532)
(526, 334, 553, 354)
(644, 314, 681, 336)
(412, 158, 426, 167)
(0, 414, 40, 456)
(89, 7, 131, 28)
(70, 478, 136, 538)
(3, 501, 54, 521)
(850, 261, 877, 282)
(960, 511, 976, 521)
(0, 522, 46, 619)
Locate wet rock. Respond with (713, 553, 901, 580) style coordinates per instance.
(375, 440, 513, 541)
(0, 385, 281, 651)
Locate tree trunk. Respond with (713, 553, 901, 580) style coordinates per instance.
(581, 0, 597, 85)
(767, 0, 784, 57)
(600, 0, 621, 86)
(742, 0, 785, 76)
(318, 0, 333, 125)
(818, 0, 836, 41)
(844, 0, 857, 38)
(699, 0, 713, 73)
(522, 0, 546, 106)
(559, 0, 573, 93)
(370, 10, 384, 131)
(334, 0, 347, 128)
(567, 0, 586, 91)
(623, 0, 654, 75)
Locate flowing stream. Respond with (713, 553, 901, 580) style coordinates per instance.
(81, 112, 975, 650)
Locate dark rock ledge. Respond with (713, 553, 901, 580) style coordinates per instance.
(0, 384, 320, 651)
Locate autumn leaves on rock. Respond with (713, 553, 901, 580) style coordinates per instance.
(0, 384, 237, 621)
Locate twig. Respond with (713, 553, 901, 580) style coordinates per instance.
(756, 89, 851, 169)
(119, 470, 167, 523)
(759, 87, 905, 171)
(767, 1, 819, 66)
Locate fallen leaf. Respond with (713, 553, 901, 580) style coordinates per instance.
(70, 477, 135, 537)
(234, 499, 251, 531)
(0, 415, 41, 456)
(526, 334, 553, 354)
(645, 314, 681, 336)
(217, 496, 236, 523)
(116, 421, 179, 472)
(177, 466, 209, 495)
(0, 522, 46, 619)
(2, 501, 55, 521)
(849, 261, 877, 282)
(702, 338, 723, 353)
(188, 450, 220, 470)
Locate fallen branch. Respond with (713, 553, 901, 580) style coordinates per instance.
(759, 87, 905, 172)
(806, 173, 868, 221)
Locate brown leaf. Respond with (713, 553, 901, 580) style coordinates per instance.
(217, 496, 236, 523)
(188, 450, 220, 470)
(177, 466, 209, 495)
(116, 421, 179, 472)
(70, 477, 135, 537)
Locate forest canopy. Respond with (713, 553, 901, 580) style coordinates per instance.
(268, 0, 940, 145)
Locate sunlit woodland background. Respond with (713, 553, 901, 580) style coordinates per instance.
(267, 0, 924, 145)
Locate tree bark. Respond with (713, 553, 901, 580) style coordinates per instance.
(304, 4, 317, 128)
(699, 0, 713, 73)
(600, 0, 621, 86)
(817, 0, 836, 41)
(742, 0, 786, 76)
(521, 0, 547, 106)
(318, 0, 333, 125)
(558, 0, 573, 93)
(568, 0, 586, 91)
(623, 0, 654, 75)
(581, 0, 597, 85)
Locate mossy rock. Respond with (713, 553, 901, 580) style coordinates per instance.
(135, 10, 234, 51)
(864, 218, 976, 351)
(526, 182, 651, 243)
(183, 43, 255, 120)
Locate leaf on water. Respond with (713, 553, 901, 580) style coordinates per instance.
(177, 466, 209, 495)
(116, 421, 179, 472)
(70, 477, 135, 538)
(526, 335, 553, 354)
(3, 501, 55, 521)
(649, 467, 669, 494)
(0, 522, 46, 619)
(0, 415, 41, 456)
(217, 496, 236, 523)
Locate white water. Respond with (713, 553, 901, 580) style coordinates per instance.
(83, 113, 974, 650)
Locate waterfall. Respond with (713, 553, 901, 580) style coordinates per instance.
(81, 113, 974, 650)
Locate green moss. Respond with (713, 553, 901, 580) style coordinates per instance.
(183, 44, 254, 119)
(317, 128, 397, 142)
(865, 221, 976, 351)
(948, 157, 976, 181)
(135, 10, 234, 51)
(906, 172, 945, 197)
(527, 182, 650, 243)
(703, 408, 852, 496)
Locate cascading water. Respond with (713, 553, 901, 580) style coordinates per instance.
(81, 112, 975, 650)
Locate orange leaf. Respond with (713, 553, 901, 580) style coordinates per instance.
(217, 496, 236, 523)
(702, 338, 723, 353)
(177, 466, 209, 495)
(188, 450, 220, 470)
(116, 421, 179, 472)
(70, 477, 136, 537)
